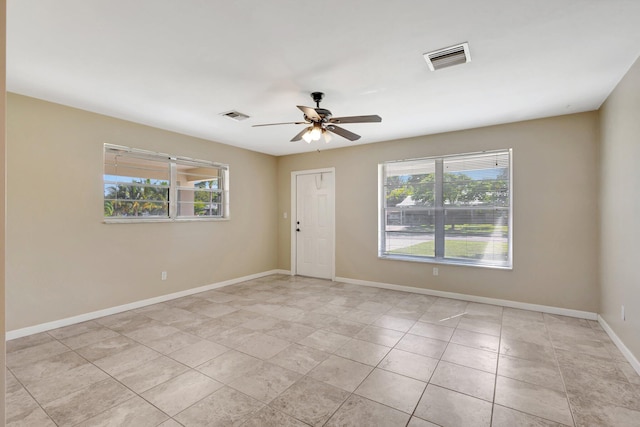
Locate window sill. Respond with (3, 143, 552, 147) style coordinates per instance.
(378, 253, 512, 270)
(104, 217, 229, 224)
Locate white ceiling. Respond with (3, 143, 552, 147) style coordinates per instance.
(7, 1, 640, 156)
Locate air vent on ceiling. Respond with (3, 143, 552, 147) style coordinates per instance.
(423, 42, 471, 71)
(220, 110, 250, 121)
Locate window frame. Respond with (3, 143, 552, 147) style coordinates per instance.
(103, 144, 229, 223)
(378, 149, 513, 270)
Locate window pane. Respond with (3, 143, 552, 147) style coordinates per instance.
(383, 160, 437, 257)
(444, 208, 509, 265)
(104, 151, 170, 218)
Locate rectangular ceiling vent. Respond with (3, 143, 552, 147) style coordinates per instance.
(220, 110, 250, 121)
(423, 42, 471, 71)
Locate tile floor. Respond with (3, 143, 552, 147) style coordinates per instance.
(6, 274, 640, 426)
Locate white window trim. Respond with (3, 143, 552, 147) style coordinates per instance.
(103, 144, 230, 223)
(378, 149, 513, 270)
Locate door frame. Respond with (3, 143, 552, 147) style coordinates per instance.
(290, 167, 336, 279)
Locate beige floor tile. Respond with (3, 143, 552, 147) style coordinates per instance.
(498, 354, 565, 392)
(297, 329, 350, 352)
(124, 323, 182, 344)
(10, 350, 86, 384)
(308, 355, 373, 392)
(563, 370, 640, 411)
(192, 301, 239, 318)
(174, 386, 263, 426)
(25, 362, 110, 404)
(234, 332, 291, 359)
(114, 355, 189, 393)
(94, 311, 156, 333)
(7, 274, 635, 426)
(418, 311, 464, 328)
(450, 328, 500, 352)
(269, 343, 330, 374)
(408, 321, 455, 341)
(354, 325, 405, 347)
(6, 340, 69, 369)
(372, 314, 415, 332)
(415, 384, 492, 427)
(491, 404, 568, 426)
(6, 386, 56, 426)
(75, 335, 139, 361)
(442, 342, 498, 373)
(157, 419, 184, 427)
(323, 317, 366, 337)
(43, 378, 135, 426)
(94, 344, 161, 376)
(264, 320, 316, 341)
(334, 338, 391, 366)
(141, 370, 223, 416)
(407, 417, 439, 427)
(6, 332, 55, 354)
(197, 349, 262, 383)
(379, 348, 438, 382)
(340, 308, 383, 324)
(430, 360, 495, 401)
(167, 339, 229, 367)
(569, 392, 640, 427)
(395, 333, 448, 359)
(59, 327, 121, 349)
(501, 325, 552, 347)
(271, 376, 349, 427)
(325, 394, 410, 427)
(241, 406, 308, 427)
(228, 362, 301, 403)
(355, 368, 426, 414)
(47, 321, 102, 340)
(144, 331, 202, 354)
(495, 376, 574, 425)
(500, 337, 556, 363)
(457, 317, 501, 336)
(74, 396, 169, 427)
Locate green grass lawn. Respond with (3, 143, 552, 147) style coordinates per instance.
(404, 224, 508, 237)
(391, 240, 508, 259)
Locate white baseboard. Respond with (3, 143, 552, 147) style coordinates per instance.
(6, 269, 285, 341)
(597, 315, 640, 376)
(334, 276, 598, 320)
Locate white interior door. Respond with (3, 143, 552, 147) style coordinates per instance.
(295, 171, 334, 279)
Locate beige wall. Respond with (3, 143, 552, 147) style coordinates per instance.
(278, 113, 600, 312)
(6, 93, 278, 331)
(1, 0, 7, 420)
(599, 57, 640, 359)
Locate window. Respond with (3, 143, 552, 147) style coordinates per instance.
(104, 144, 229, 221)
(379, 150, 511, 268)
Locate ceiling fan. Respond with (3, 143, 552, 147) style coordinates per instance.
(253, 92, 382, 143)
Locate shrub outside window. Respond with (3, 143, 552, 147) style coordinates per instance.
(379, 150, 512, 269)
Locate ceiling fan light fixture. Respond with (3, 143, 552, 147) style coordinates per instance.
(323, 129, 332, 143)
(302, 127, 313, 143)
(309, 126, 322, 141)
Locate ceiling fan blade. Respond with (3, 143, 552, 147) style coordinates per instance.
(327, 125, 361, 141)
(290, 128, 309, 142)
(252, 121, 307, 127)
(329, 115, 382, 124)
(297, 105, 322, 121)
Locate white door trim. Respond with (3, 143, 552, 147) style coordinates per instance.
(290, 167, 336, 280)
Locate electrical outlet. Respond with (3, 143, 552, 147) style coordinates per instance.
(161, 271, 167, 281)
(621, 305, 625, 321)
(433, 267, 439, 276)
(283, 212, 288, 219)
